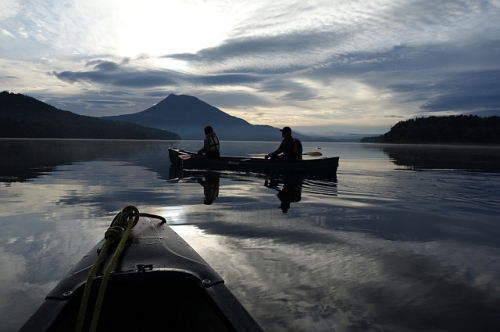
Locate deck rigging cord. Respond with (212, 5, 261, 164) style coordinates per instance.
(75, 205, 140, 332)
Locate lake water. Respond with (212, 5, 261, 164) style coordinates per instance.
(1, 139, 500, 332)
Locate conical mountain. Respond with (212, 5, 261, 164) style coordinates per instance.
(102, 94, 292, 141)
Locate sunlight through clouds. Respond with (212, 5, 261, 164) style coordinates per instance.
(113, 0, 235, 56)
(1, 0, 500, 134)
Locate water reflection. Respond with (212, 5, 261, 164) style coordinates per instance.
(169, 164, 338, 212)
(168, 166, 221, 205)
(363, 143, 500, 172)
(262, 174, 338, 213)
(0, 139, 175, 183)
(4, 140, 500, 332)
(197, 173, 220, 205)
(264, 177, 302, 213)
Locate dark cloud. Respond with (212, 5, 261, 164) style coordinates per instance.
(163, 53, 200, 61)
(197, 92, 271, 109)
(422, 93, 500, 113)
(53, 59, 267, 89)
(419, 70, 500, 113)
(464, 109, 500, 117)
(93, 61, 120, 71)
(35, 96, 138, 115)
(165, 28, 347, 72)
(257, 80, 317, 102)
(53, 62, 179, 88)
(292, 41, 500, 114)
(281, 90, 316, 101)
(145, 90, 175, 98)
(428, 70, 500, 94)
(308, 40, 500, 81)
(388, 83, 428, 93)
(259, 80, 303, 93)
(80, 99, 133, 106)
(99, 90, 131, 97)
(190, 73, 266, 85)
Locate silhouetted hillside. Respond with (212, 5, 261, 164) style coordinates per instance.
(361, 115, 500, 144)
(0, 91, 180, 140)
(102, 94, 310, 141)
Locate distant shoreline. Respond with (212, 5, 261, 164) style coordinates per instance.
(2, 137, 499, 147)
(361, 115, 500, 145)
(360, 140, 500, 147)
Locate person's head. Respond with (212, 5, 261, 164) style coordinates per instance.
(204, 126, 214, 135)
(280, 126, 292, 137)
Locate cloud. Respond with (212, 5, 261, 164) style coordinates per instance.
(0, 0, 22, 21)
(190, 73, 266, 86)
(166, 28, 347, 70)
(196, 92, 272, 109)
(145, 90, 175, 98)
(1, 29, 14, 37)
(53, 58, 269, 89)
(79, 99, 135, 107)
(396, 70, 500, 113)
(281, 90, 317, 101)
(3, 0, 500, 132)
(53, 60, 179, 88)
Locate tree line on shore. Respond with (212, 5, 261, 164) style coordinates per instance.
(0, 91, 180, 140)
(362, 115, 500, 144)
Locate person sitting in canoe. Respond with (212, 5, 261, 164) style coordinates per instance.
(265, 126, 302, 161)
(198, 125, 220, 157)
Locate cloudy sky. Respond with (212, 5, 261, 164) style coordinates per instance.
(1, 0, 499, 135)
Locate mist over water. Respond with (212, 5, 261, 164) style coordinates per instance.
(1, 139, 499, 332)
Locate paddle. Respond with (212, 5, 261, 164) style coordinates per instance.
(303, 151, 322, 156)
(255, 151, 323, 158)
(178, 153, 192, 160)
(176, 149, 194, 160)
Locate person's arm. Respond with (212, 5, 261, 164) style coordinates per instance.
(198, 137, 210, 154)
(266, 140, 286, 158)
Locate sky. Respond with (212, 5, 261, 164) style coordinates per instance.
(1, 0, 500, 136)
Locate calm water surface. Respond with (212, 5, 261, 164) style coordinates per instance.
(1, 139, 500, 332)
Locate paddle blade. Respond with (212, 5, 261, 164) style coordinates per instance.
(179, 154, 192, 160)
(304, 151, 323, 156)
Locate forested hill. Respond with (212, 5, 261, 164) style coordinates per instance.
(0, 91, 180, 140)
(361, 115, 500, 144)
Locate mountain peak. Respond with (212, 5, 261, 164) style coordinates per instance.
(157, 94, 206, 108)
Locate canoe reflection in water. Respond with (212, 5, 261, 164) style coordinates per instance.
(168, 164, 304, 211)
(169, 165, 338, 211)
(264, 177, 302, 213)
(197, 173, 220, 205)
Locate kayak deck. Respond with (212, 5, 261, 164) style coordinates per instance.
(20, 210, 263, 332)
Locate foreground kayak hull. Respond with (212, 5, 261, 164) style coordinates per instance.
(168, 148, 339, 176)
(20, 214, 263, 332)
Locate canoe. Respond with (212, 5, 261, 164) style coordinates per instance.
(168, 148, 339, 176)
(20, 206, 263, 332)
